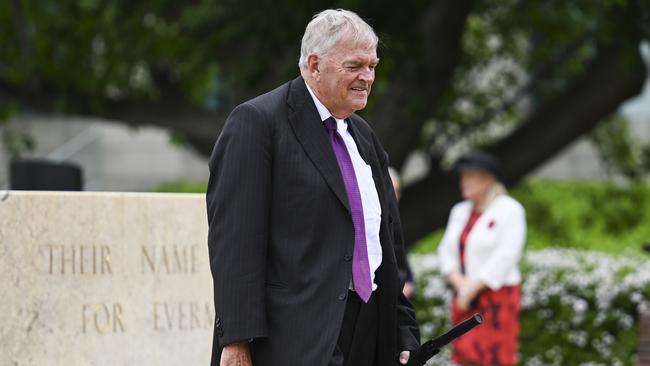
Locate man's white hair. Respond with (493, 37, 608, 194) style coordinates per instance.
(298, 9, 378, 69)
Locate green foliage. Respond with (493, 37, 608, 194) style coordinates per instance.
(0, 124, 34, 159)
(410, 230, 445, 255)
(0, 1, 229, 108)
(411, 249, 650, 365)
(411, 180, 650, 256)
(591, 114, 650, 182)
(512, 180, 650, 255)
(427, 0, 644, 155)
(154, 179, 207, 193)
(0, 102, 27, 158)
(1, 0, 645, 156)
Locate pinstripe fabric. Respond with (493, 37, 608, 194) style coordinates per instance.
(207, 76, 420, 366)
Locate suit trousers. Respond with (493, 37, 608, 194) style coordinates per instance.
(330, 290, 379, 366)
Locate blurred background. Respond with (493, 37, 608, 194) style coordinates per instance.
(1, 1, 649, 364)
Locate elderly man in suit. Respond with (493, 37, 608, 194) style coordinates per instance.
(206, 9, 420, 366)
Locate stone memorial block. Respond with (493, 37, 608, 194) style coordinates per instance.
(0, 191, 213, 365)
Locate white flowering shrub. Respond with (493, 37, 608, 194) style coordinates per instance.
(410, 248, 650, 365)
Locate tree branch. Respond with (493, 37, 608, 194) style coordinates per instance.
(369, 0, 475, 168)
(492, 43, 647, 185)
(0, 79, 226, 156)
(399, 41, 647, 245)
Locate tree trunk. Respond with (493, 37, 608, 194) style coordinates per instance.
(369, 0, 475, 168)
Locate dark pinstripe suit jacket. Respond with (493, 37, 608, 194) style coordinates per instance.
(206, 76, 420, 366)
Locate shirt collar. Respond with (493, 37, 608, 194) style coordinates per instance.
(304, 81, 348, 132)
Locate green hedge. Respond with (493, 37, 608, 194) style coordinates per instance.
(154, 180, 208, 193)
(413, 180, 650, 256)
(512, 180, 650, 255)
(411, 249, 650, 365)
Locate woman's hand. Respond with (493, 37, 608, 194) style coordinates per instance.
(456, 280, 486, 312)
(448, 271, 470, 292)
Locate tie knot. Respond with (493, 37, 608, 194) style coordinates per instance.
(324, 117, 337, 132)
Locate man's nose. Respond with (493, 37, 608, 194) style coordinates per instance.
(358, 68, 374, 82)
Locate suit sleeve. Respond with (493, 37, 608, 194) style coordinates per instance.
(206, 102, 272, 346)
(375, 144, 421, 352)
(393, 212, 411, 284)
(390, 199, 421, 352)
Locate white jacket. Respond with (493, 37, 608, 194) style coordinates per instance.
(437, 195, 526, 290)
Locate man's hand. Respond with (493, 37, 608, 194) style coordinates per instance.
(402, 281, 415, 299)
(220, 341, 252, 366)
(398, 350, 410, 364)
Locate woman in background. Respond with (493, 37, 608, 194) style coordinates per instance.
(437, 151, 526, 366)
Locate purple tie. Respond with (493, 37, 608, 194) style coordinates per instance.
(324, 117, 372, 303)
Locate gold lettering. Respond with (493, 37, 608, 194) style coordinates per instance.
(190, 302, 200, 330)
(82, 303, 91, 333)
(178, 302, 187, 330)
(161, 246, 170, 273)
(101, 246, 112, 274)
(81, 303, 126, 334)
(94, 303, 110, 334)
(153, 302, 162, 331)
(164, 302, 174, 329)
(43, 245, 111, 275)
(113, 303, 125, 332)
(142, 245, 201, 274)
(152, 302, 214, 331)
(142, 246, 156, 273)
(191, 245, 199, 273)
(205, 302, 214, 328)
(172, 246, 187, 273)
(79, 245, 86, 274)
(92, 245, 97, 274)
(61, 245, 76, 274)
(47, 245, 56, 275)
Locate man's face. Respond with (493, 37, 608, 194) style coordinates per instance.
(311, 39, 378, 119)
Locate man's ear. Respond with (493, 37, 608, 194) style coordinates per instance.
(307, 54, 320, 79)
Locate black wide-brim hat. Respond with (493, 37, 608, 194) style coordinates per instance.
(454, 151, 502, 180)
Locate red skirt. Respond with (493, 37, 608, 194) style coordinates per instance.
(451, 285, 521, 366)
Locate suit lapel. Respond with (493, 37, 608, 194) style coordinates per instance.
(286, 76, 350, 212)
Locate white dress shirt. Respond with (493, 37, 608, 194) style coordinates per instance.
(437, 195, 526, 290)
(305, 82, 383, 291)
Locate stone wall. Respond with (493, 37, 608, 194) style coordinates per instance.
(0, 191, 213, 365)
